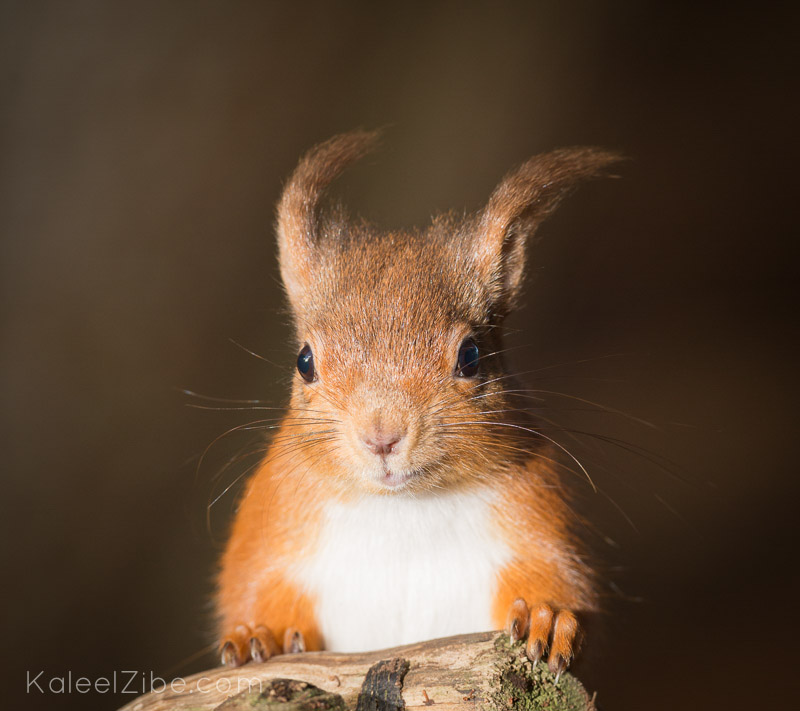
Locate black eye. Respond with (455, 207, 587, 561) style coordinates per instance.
(297, 344, 315, 382)
(456, 338, 480, 378)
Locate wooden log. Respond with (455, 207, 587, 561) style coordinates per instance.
(119, 632, 596, 711)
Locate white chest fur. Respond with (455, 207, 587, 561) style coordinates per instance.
(290, 489, 512, 652)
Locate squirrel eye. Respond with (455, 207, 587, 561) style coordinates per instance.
(456, 338, 480, 378)
(297, 344, 315, 382)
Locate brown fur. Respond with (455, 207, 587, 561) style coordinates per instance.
(217, 131, 620, 666)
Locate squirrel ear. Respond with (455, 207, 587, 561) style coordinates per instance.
(276, 130, 381, 310)
(473, 147, 622, 314)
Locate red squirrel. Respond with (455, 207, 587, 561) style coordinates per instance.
(216, 131, 619, 678)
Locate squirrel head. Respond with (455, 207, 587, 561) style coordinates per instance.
(275, 130, 620, 495)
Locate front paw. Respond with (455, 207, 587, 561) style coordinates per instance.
(505, 598, 581, 682)
(220, 623, 296, 666)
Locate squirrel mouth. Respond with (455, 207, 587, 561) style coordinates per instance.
(378, 463, 414, 489)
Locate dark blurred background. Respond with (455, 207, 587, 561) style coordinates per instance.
(2, 2, 797, 709)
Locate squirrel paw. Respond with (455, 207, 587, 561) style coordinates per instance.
(505, 598, 580, 683)
(220, 623, 302, 666)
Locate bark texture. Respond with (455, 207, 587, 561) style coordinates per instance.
(119, 632, 595, 711)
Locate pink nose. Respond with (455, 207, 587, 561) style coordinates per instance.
(362, 431, 403, 457)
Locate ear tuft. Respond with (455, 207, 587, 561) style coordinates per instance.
(474, 147, 623, 313)
(277, 129, 381, 309)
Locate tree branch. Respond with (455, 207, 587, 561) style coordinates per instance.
(119, 632, 595, 711)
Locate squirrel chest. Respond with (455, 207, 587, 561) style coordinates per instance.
(290, 489, 512, 652)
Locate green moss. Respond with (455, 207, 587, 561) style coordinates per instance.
(214, 679, 346, 711)
(489, 637, 591, 711)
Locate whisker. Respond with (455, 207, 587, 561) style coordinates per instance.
(228, 337, 282, 368)
(499, 389, 658, 429)
(262, 438, 341, 524)
(207, 433, 340, 536)
(437, 419, 597, 492)
(508, 352, 633, 377)
(436, 432, 579, 483)
(209, 445, 270, 484)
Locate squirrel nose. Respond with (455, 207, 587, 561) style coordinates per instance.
(362, 430, 403, 457)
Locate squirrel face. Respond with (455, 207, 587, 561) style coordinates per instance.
(287, 221, 504, 492)
(276, 131, 619, 495)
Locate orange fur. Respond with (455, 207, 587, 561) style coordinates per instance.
(217, 437, 327, 657)
(490, 461, 598, 631)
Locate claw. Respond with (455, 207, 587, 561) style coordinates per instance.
(506, 598, 530, 645)
(283, 627, 306, 654)
(249, 625, 280, 663)
(220, 640, 240, 667)
(548, 609, 577, 683)
(526, 639, 544, 668)
(250, 637, 266, 663)
(549, 654, 568, 684)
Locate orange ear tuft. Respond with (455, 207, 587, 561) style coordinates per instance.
(276, 130, 381, 310)
(473, 147, 622, 313)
